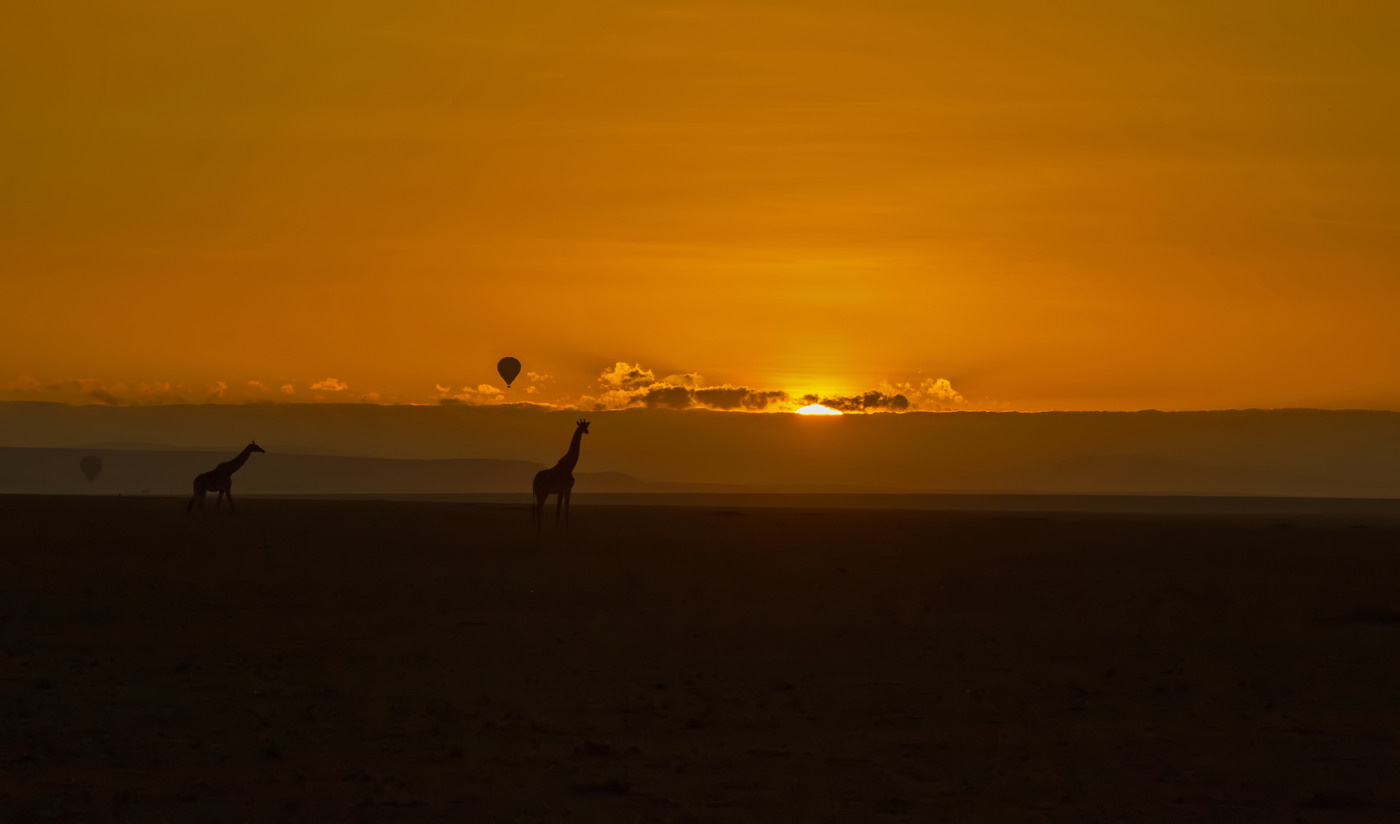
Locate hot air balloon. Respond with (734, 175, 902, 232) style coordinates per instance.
(80, 455, 103, 483)
(497, 356, 522, 388)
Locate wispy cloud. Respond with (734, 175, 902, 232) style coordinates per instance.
(0, 377, 197, 405)
(663, 372, 703, 388)
(877, 378, 966, 409)
(89, 387, 122, 406)
(433, 381, 508, 406)
(599, 362, 657, 391)
(0, 368, 974, 413)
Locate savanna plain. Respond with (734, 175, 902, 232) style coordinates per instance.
(3, 495, 1398, 822)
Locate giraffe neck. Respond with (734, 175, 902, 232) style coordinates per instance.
(223, 445, 254, 474)
(557, 429, 584, 472)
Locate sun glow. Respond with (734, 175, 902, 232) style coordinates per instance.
(795, 404, 842, 416)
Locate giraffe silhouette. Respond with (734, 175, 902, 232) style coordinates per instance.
(532, 419, 589, 535)
(187, 441, 265, 514)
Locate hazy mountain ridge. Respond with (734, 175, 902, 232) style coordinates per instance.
(0, 448, 535, 495)
(2, 404, 1399, 497)
(76, 442, 374, 457)
(0, 448, 897, 496)
(3, 447, 1393, 499)
(957, 453, 1374, 497)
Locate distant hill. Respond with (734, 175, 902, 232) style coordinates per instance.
(2, 446, 1395, 499)
(3, 404, 1400, 498)
(958, 454, 1383, 497)
(75, 442, 373, 457)
(0, 448, 554, 496)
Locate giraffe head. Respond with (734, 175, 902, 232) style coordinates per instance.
(576, 419, 590, 435)
(249, 441, 266, 453)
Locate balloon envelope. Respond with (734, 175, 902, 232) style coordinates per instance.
(80, 455, 102, 482)
(497, 357, 521, 388)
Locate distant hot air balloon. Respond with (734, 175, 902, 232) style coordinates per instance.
(497, 356, 522, 388)
(80, 455, 103, 483)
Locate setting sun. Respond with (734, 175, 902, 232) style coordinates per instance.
(795, 404, 842, 416)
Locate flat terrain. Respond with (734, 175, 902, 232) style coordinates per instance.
(2, 496, 1398, 822)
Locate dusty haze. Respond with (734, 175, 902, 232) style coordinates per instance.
(4, 403, 1399, 497)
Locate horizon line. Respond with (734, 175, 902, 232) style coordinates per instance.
(2, 400, 1399, 415)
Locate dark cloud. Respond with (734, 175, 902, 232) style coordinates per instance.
(622, 384, 791, 411)
(813, 390, 910, 413)
(694, 386, 788, 411)
(88, 389, 122, 406)
(692, 387, 750, 410)
(638, 385, 693, 409)
(744, 391, 788, 410)
(594, 362, 791, 412)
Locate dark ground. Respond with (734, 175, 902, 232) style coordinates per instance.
(2, 495, 1398, 822)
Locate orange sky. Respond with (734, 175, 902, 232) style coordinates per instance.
(4, 2, 1399, 411)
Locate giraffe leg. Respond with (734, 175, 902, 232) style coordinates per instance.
(555, 491, 564, 524)
(187, 484, 200, 513)
(215, 490, 224, 510)
(225, 485, 235, 514)
(563, 489, 571, 529)
(534, 491, 548, 536)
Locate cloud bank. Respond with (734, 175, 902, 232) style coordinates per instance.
(1, 365, 969, 413)
(572, 361, 966, 414)
(577, 362, 792, 412)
